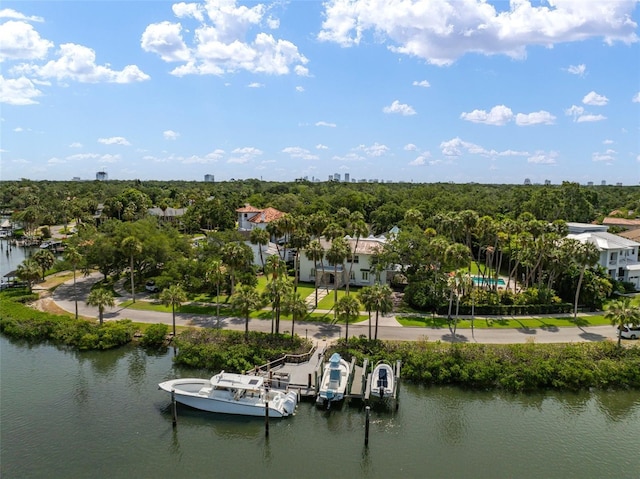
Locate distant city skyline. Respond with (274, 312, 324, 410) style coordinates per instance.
(1, 1, 639, 184)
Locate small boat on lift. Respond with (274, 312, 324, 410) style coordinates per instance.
(371, 362, 395, 400)
(158, 371, 298, 418)
(317, 352, 350, 408)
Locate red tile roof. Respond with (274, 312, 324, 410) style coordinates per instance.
(248, 207, 285, 224)
(236, 203, 263, 213)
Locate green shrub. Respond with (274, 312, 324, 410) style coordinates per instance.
(140, 323, 169, 348)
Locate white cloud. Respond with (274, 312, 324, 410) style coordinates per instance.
(141, 21, 191, 62)
(409, 153, 431, 166)
(172, 2, 205, 22)
(603, 139, 614, 145)
(67, 153, 100, 161)
(98, 136, 131, 146)
(0, 20, 52, 61)
(460, 105, 513, 125)
(440, 137, 527, 159)
(567, 64, 586, 76)
(404, 143, 417, 151)
(633, 92, 640, 103)
(355, 142, 389, 157)
(0, 75, 42, 105)
(592, 149, 616, 162)
(228, 146, 262, 163)
(565, 105, 585, 119)
(412, 80, 430, 88)
(282, 146, 319, 161)
(69, 142, 82, 148)
(316, 144, 328, 150)
(295, 85, 304, 92)
(143, 1, 309, 77)
(515, 111, 556, 126)
(332, 152, 365, 162)
(0, 9, 44, 22)
(577, 114, 607, 123)
(383, 100, 416, 115)
(582, 91, 608, 106)
(315, 121, 336, 127)
(17, 43, 150, 83)
(527, 151, 558, 165)
(247, 82, 264, 88)
(318, 0, 639, 65)
(163, 130, 180, 140)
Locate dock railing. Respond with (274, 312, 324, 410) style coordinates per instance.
(251, 345, 317, 375)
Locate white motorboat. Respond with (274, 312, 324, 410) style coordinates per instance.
(317, 352, 350, 407)
(158, 371, 298, 418)
(371, 362, 395, 400)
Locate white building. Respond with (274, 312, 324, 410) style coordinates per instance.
(567, 223, 640, 289)
(298, 235, 389, 288)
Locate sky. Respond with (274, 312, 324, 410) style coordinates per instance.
(1, 0, 639, 185)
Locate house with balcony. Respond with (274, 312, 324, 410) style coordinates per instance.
(236, 204, 285, 231)
(566, 223, 640, 289)
(298, 234, 390, 289)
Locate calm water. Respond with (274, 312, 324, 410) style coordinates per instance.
(1, 335, 639, 479)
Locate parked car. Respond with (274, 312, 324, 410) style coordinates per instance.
(145, 280, 159, 293)
(617, 324, 640, 339)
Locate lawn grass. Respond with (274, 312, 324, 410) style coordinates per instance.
(396, 313, 609, 329)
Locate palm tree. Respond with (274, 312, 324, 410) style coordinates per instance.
(64, 245, 83, 319)
(32, 248, 55, 281)
(230, 284, 262, 340)
(345, 211, 368, 295)
(305, 239, 325, 308)
(221, 241, 252, 295)
(571, 240, 601, 319)
(16, 258, 41, 293)
(282, 291, 308, 338)
(160, 284, 187, 337)
(370, 283, 393, 340)
(87, 288, 115, 326)
(335, 295, 361, 342)
(325, 237, 350, 320)
(358, 285, 375, 339)
(262, 259, 292, 335)
(206, 259, 226, 328)
(605, 297, 640, 347)
(121, 236, 142, 303)
(249, 227, 270, 271)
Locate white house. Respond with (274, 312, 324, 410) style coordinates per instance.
(236, 204, 285, 231)
(298, 235, 389, 288)
(566, 223, 640, 289)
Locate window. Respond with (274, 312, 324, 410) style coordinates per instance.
(610, 252, 618, 261)
(350, 271, 355, 280)
(347, 255, 359, 264)
(310, 268, 315, 278)
(362, 271, 369, 281)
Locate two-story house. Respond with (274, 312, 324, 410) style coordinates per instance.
(298, 235, 390, 288)
(567, 222, 640, 289)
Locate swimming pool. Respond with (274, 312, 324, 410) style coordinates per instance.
(472, 276, 506, 286)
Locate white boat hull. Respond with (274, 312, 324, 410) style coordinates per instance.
(318, 353, 350, 405)
(371, 363, 395, 400)
(159, 375, 297, 418)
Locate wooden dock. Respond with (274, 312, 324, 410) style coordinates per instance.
(248, 344, 400, 408)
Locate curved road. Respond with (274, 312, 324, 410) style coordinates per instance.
(52, 272, 619, 344)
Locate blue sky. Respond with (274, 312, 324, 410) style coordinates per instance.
(1, 0, 639, 184)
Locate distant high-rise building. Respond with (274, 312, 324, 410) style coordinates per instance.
(544, 179, 551, 185)
(96, 171, 108, 181)
(328, 175, 333, 181)
(72, 176, 81, 181)
(334, 173, 340, 181)
(587, 181, 594, 186)
(344, 173, 350, 183)
(616, 182, 623, 186)
(524, 178, 531, 185)
(204, 174, 215, 182)
(601, 180, 607, 186)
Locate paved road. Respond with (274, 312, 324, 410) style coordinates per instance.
(51, 272, 619, 344)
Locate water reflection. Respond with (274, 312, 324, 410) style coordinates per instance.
(594, 390, 640, 422)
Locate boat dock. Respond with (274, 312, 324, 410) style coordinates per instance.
(249, 342, 400, 407)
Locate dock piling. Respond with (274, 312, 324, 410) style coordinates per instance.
(364, 406, 370, 446)
(171, 389, 177, 427)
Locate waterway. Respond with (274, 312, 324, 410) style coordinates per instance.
(1, 335, 639, 479)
